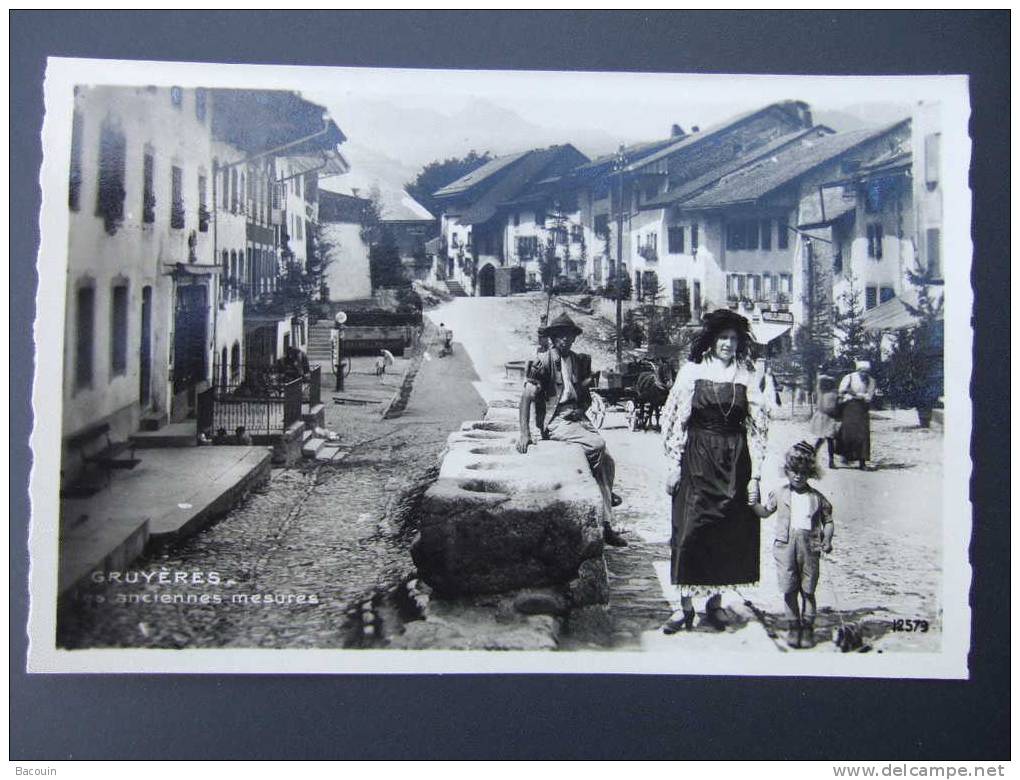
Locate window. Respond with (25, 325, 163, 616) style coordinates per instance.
(833, 249, 843, 275)
(880, 286, 896, 304)
(170, 166, 185, 229)
(672, 277, 690, 309)
(230, 342, 241, 383)
(634, 271, 642, 300)
(726, 219, 759, 251)
(534, 209, 545, 226)
(867, 223, 884, 259)
(516, 235, 538, 259)
(779, 273, 792, 294)
(198, 174, 209, 232)
(195, 88, 207, 122)
(924, 133, 940, 190)
(642, 270, 659, 301)
(230, 169, 238, 214)
(777, 218, 789, 250)
(570, 224, 583, 243)
(693, 281, 702, 315)
(748, 274, 761, 300)
(865, 286, 878, 310)
(69, 110, 83, 211)
(296, 174, 302, 199)
(760, 219, 772, 250)
(513, 212, 520, 227)
(297, 217, 303, 241)
(96, 121, 126, 234)
(668, 226, 685, 254)
(594, 214, 609, 238)
(691, 223, 699, 253)
(75, 285, 95, 390)
(142, 151, 156, 224)
(170, 86, 183, 108)
(926, 227, 941, 278)
(110, 283, 129, 376)
(727, 275, 740, 298)
(222, 169, 230, 210)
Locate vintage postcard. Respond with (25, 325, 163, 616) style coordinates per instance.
(28, 58, 972, 676)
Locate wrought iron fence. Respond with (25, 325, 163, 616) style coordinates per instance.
(200, 360, 320, 438)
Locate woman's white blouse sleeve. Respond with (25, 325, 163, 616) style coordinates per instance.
(661, 362, 696, 464)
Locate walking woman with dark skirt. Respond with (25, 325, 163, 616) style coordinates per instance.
(838, 360, 877, 470)
(659, 310, 770, 633)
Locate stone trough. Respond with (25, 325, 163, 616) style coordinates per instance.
(411, 405, 607, 600)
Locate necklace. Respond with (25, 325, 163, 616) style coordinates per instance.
(708, 358, 738, 420)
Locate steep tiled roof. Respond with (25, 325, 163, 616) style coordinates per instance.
(432, 151, 531, 198)
(458, 146, 588, 225)
(622, 101, 812, 173)
(677, 120, 909, 210)
(641, 126, 832, 210)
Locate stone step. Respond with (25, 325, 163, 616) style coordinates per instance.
(131, 422, 197, 448)
(314, 444, 349, 463)
(301, 437, 326, 459)
(58, 515, 150, 599)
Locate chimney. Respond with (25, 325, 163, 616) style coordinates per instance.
(691, 125, 700, 133)
(671, 124, 686, 138)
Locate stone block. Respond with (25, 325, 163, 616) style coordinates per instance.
(412, 438, 603, 596)
(483, 406, 520, 423)
(388, 599, 561, 651)
(567, 556, 610, 607)
(565, 604, 613, 643)
(513, 588, 568, 617)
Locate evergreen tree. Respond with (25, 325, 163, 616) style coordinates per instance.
(405, 150, 493, 220)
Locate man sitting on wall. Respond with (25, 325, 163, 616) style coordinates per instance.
(516, 312, 628, 547)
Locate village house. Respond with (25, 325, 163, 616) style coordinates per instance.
(210, 89, 347, 369)
(63, 84, 221, 481)
(430, 145, 589, 296)
(317, 189, 374, 302)
(629, 119, 908, 352)
(62, 86, 346, 488)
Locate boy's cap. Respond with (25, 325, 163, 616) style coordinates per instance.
(790, 440, 817, 458)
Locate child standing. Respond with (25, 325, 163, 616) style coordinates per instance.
(753, 441, 834, 649)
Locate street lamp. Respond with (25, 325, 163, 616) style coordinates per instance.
(333, 310, 347, 391)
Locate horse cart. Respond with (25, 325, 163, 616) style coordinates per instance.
(588, 355, 676, 432)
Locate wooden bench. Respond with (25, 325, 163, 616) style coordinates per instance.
(62, 422, 141, 497)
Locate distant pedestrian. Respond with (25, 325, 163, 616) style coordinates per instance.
(753, 441, 834, 649)
(810, 373, 841, 469)
(438, 322, 453, 357)
(838, 360, 877, 469)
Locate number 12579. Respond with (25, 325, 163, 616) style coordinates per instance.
(890, 618, 930, 632)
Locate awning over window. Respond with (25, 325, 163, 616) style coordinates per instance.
(751, 320, 792, 344)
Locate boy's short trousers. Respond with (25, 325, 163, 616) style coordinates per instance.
(773, 529, 821, 594)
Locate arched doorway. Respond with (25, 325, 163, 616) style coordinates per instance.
(478, 263, 496, 297)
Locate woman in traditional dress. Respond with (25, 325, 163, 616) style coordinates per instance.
(810, 373, 841, 469)
(660, 310, 770, 633)
(837, 360, 877, 470)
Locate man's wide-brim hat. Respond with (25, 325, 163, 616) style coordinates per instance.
(543, 312, 583, 337)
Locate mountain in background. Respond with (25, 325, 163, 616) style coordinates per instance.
(328, 96, 639, 186)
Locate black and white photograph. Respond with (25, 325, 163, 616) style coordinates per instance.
(28, 57, 972, 677)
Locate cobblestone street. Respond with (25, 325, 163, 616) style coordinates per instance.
(58, 328, 487, 649)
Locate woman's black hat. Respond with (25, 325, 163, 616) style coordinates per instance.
(688, 308, 753, 362)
